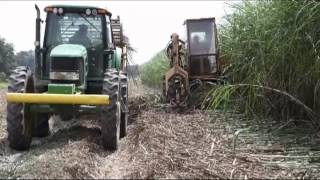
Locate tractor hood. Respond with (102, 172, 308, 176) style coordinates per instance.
(50, 44, 87, 59)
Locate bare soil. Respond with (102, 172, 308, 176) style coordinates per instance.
(1, 81, 320, 179)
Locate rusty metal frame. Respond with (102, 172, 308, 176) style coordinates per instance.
(163, 33, 189, 105)
(111, 16, 128, 72)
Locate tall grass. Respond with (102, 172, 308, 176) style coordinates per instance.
(209, 1, 320, 122)
(140, 50, 169, 88)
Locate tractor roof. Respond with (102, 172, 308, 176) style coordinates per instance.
(183, 17, 215, 25)
(44, 4, 112, 16)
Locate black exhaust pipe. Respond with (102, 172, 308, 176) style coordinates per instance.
(35, 4, 40, 49)
(35, 4, 41, 78)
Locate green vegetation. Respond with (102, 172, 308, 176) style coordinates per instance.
(0, 36, 34, 78)
(0, 82, 7, 89)
(0, 72, 6, 88)
(0, 36, 15, 76)
(140, 50, 169, 88)
(140, 1, 320, 123)
(208, 1, 320, 121)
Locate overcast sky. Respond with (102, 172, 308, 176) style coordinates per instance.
(0, 1, 235, 64)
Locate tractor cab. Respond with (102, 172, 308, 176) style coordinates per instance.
(35, 5, 121, 93)
(184, 18, 219, 79)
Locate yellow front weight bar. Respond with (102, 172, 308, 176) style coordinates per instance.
(6, 93, 109, 105)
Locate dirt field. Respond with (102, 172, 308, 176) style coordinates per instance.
(1, 81, 320, 178)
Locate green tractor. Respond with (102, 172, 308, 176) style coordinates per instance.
(6, 5, 129, 151)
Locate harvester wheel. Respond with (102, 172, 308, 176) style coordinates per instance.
(101, 69, 121, 150)
(32, 114, 50, 137)
(7, 66, 34, 150)
(120, 72, 128, 138)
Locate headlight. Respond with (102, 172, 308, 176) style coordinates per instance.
(50, 72, 79, 80)
(53, 8, 58, 14)
(92, 9, 97, 16)
(58, 8, 63, 14)
(86, 9, 91, 16)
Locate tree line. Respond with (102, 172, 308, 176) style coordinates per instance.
(0, 36, 34, 81)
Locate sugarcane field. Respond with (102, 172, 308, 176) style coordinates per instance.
(0, 1, 320, 179)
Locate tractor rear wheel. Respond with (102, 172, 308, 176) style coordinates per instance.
(120, 72, 128, 138)
(101, 69, 121, 150)
(7, 66, 34, 150)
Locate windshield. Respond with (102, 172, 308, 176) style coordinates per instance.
(188, 20, 216, 55)
(45, 13, 104, 48)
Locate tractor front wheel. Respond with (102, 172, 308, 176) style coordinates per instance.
(6, 66, 34, 150)
(101, 69, 121, 150)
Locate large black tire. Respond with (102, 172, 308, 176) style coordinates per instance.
(32, 114, 50, 137)
(101, 69, 121, 150)
(7, 66, 34, 150)
(119, 71, 128, 138)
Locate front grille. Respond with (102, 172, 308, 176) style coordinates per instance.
(51, 57, 79, 72)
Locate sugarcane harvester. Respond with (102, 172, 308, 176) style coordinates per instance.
(163, 33, 189, 106)
(163, 17, 225, 106)
(6, 5, 129, 151)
